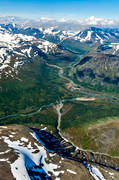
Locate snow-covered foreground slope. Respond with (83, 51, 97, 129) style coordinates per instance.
(0, 125, 68, 180)
(0, 125, 119, 180)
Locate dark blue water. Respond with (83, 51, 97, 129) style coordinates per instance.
(31, 128, 76, 158)
(24, 153, 51, 180)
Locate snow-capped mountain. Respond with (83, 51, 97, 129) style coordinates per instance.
(98, 42, 119, 55)
(73, 27, 119, 44)
(1, 24, 119, 44)
(0, 25, 60, 79)
(0, 24, 119, 79)
(40, 26, 119, 44)
(41, 27, 78, 41)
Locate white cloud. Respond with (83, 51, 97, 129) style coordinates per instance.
(34, 15, 119, 27)
(58, 18, 68, 23)
(38, 17, 54, 21)
(37, 16, 119, 27)
(77, 16, 118, 26)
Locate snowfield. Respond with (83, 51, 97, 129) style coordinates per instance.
(2, 134, 65, 180)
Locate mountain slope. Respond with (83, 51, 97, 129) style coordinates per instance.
(0, 125, 119, 180)
(0, 25, 77, 79)
(74, 52, 119, 90)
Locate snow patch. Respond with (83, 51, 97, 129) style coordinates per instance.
(11, 153, 30, 180)
(67, 169, 77, 174)
(3, 135, 64, 179)
(90, 166, 106, 180)
(21, 137, 28, 143)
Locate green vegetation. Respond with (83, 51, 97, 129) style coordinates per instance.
(61, 99, 119, 155)
(61, 39, 92, 55)
(0, 106, 58, 130)
(0, 56, 74, 121)
(61, 100, 119, 130)
(79, 81, 119, 95)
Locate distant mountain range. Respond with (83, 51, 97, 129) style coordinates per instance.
(1, 23, 119, 43)
(0, 23, 119, 80)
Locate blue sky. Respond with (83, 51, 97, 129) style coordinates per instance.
(0, 0, 119, 20)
